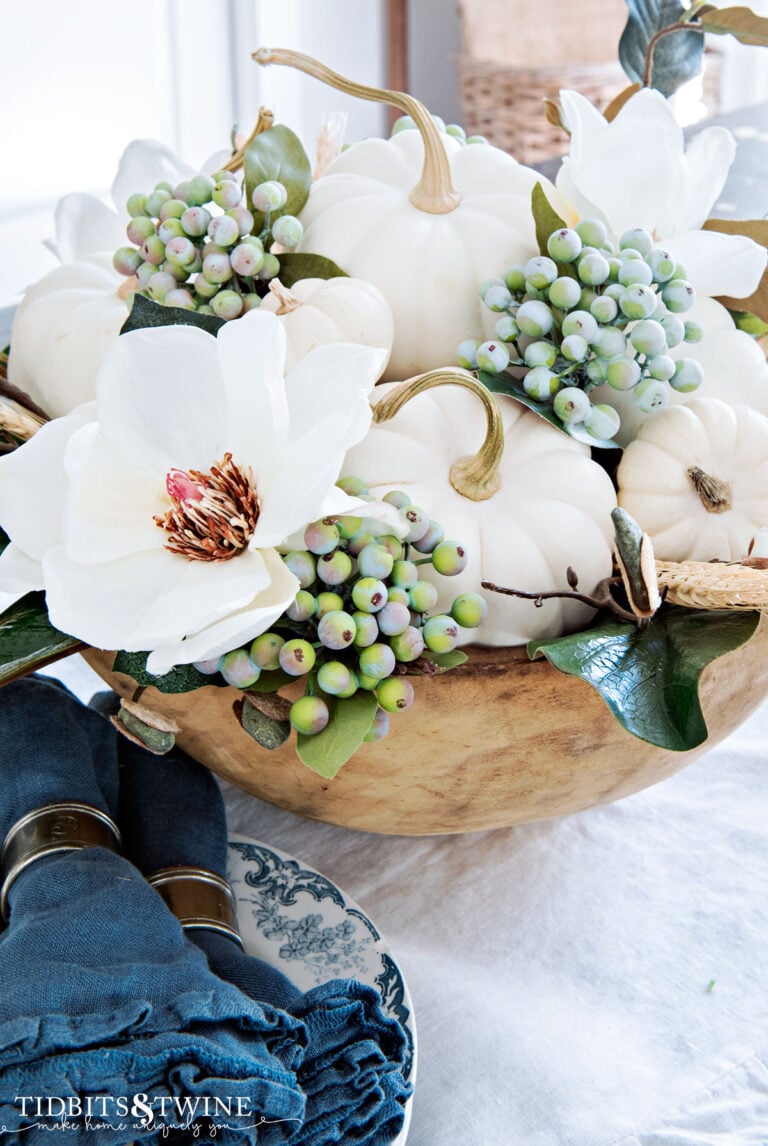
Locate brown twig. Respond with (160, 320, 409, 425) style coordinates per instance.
(643, 20, 705, 88)
(481, 575, 642, 625)
(0, 379, 50, 421)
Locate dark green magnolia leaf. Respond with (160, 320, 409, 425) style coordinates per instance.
(297, 691, 378, 779)
(244, 124, 312, 233)
(234, 697, 291, 750)
(0, 592, 81, 686)
(529, 604, 760, 750)
(531, 183, 568, 261)
(478, 370, 566, 433)
(276, 252, 348, 288)
(0, 525, 8, 554)
(112, 650, 227, 694)
(620, 0, 704, 96)
(701, 6, 768, 45)
(121, 294, 225, 337)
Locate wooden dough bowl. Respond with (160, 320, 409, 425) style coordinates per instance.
(84, 619, 768, 836)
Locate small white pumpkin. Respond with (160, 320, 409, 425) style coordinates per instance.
(594, 297, 768, 446)
(617, 396, 768, 561)
(259, 277, 394, 374)
(255, 49, 550, 382)
(343, 371, 617, 646)
(9, 254, 129, 419)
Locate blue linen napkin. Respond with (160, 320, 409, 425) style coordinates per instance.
(0, 676, 306, 1145)
(108, 695, 412, 1145)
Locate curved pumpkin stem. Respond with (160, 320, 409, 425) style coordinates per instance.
(253, 47, 461, 216)
(372, 369, 503, 502)
(267, 279, 303, 315)
(221, 106, 275, 174)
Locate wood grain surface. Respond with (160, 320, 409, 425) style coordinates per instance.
(83, 617, 768, 836)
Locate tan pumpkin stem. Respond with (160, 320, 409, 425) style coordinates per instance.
(253, 47, 461, 215)
(268, 279, 303, 315)
(116, 275, 137, 301)
(372, 368, 503, 502)
(687, 466, 733, 514)
(221, 106, 275, 173)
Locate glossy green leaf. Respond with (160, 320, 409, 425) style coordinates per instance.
(297, 691, 378, 778)
(701, 6, 768, 45)
(245, 668, 296, 693)
(529, 605, 760, 750)
(112, 650, 227, 694)
(276, 252, 349, 288)
(727, 308, 768, 338)
(478, 370, 566, 434)
(121, 294, 225, 337)
(620, 0, 704, 96)
(0, 593, 81, 686)
(422, 650, 469, 672)
(244, 124, 312, 233)
(531, 182, 568, 260)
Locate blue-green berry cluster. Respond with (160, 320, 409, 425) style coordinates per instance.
(194, 478, 487, 743)
(113, 172, 303, 319)
(390, 114, 488, 146)
(458, 220, 706, 442)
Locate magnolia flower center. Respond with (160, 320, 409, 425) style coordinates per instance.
(154, 453, 260, 562)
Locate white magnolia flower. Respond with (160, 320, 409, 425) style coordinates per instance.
(50, 139, 229, 263)
(556, 88, 766, 299)
(0, 311, 398, 674)
(9, 140, 230, 419)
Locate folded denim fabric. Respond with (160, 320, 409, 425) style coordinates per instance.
(0, 676, 306, 1145)
(110, 695, 412, 1145)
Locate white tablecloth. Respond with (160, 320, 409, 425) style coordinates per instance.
(45, 656, 768, 1145)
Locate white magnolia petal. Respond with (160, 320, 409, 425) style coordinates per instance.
(0, 403, 95, 560)
(284, 342, 385, 445)
(250, 450, 344, 550)
(44, 544, 269, 652)
(675, 127, 736, 233)
(0, 544, 44, 598)
(63, 424, 167, 563)
(555, 161, 611, 232)
(96, 326, 227, 474)
(53, 194, 124, 263)
(146, 549, 300, 672)
(215, 310, 290, 469)
(563, 88, 684, 235)
(558, 90, 609, 165)
(111, 139, 195, 217)
(663, 229, 767, 299)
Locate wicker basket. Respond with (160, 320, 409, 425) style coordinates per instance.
(458, 56, 628, 164)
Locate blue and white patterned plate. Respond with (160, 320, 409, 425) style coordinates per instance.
(227, 836, 416, 1145)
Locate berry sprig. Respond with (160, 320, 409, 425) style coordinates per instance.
(193, 478, 487, 745)
(459, 219, 705, 442)
(112, 172, 304, 320)
(390, 114, 488, 146)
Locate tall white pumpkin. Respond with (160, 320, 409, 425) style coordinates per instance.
(256, 49, 549, 382)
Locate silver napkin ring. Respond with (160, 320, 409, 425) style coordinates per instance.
(147, 866, 244, 947)
(1, 802, 122, 921)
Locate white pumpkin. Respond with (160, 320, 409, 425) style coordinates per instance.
(254, 50, 548, 382)
(259, 277, 394, 374)
(343, 372, 617, 646)
(617, 397, 768, 561)
(594, 297, 768, 446)
(9, 253, 129, 418)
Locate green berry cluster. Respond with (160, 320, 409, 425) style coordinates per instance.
(390, 114, 488, 146)
(194, 478, 487, 743)
(112, 172, 304, 320)
(458, 220, 705, 442)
